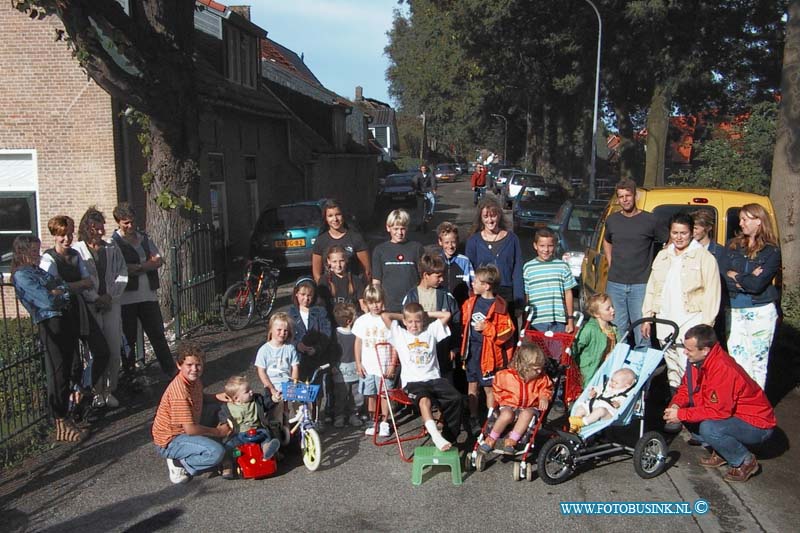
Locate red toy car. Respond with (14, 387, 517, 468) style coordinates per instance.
(233, 428, 278, 479)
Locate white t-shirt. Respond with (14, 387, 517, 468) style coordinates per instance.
(390, 320, 450, 384)
(254, 342, 299, 386)
(352, 313, 392, 376)
(659, 242, 703, 341)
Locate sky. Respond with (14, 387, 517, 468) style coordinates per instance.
(249, 0, 404, 105)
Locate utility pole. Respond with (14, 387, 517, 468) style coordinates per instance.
(491, 113, 508, 164)
(419, 111, 426, 162)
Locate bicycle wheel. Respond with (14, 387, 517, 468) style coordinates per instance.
(302, 428, 323, 471)
(220, 282, 255, 331)
(257, 276, 278, 319)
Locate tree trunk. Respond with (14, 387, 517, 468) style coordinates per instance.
(524, 97, 534, 169)
(643, 83, 672, 187)
(614, 103, 638, 182)
(771, 0, 800, 292)
(145, 114, 200, 318)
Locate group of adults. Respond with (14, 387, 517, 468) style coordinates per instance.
(604, 178, 780, 482)
(11, 203, 173, 442)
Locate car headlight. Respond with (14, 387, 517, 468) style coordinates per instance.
(562, 251, 585, 277)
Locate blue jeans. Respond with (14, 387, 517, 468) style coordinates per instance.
(156, 434, 226, 476)
(606, 281, 646, 346)
(531, 322, 566, 333)
(690, 418, 773, 467)
(424, 191, 435, 217)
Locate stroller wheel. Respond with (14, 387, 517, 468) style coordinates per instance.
(537, 437, 576, 485)
(463, 452, 475, 472)
(475, 452, 486, 472)
(634, 431, 668, 479)
(512, 462, 521, 481)
(525, 463, 534, 481)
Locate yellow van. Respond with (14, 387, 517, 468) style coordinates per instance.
(580, 187, 780, 305)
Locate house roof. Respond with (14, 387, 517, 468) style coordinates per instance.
(260, 39, 321, 86)
(353, 96, 395, 126)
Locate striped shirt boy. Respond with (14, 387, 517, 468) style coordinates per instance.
(522, 257, 577, 324)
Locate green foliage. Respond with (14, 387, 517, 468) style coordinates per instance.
(670, 102, 777, 194)
(155, 190, 201, 213)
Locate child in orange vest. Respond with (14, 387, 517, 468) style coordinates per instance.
(480, 342, 552, 455)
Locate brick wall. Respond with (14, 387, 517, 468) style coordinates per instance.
(0, 6, 119, 248)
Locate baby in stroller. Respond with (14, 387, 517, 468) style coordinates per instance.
(479, 342, 553, 455)
(569, 368, 638, 432)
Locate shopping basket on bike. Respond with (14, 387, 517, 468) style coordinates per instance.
(281, 381, 321, 403)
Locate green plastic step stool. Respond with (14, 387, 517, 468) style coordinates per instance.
(411, 446, 462, 485)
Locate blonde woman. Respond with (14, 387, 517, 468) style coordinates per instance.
(724, 204, 781, 389)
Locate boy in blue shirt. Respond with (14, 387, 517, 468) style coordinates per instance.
(522, 228, 576, 333)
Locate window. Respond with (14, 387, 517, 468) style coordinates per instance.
(225, 26, 258, 88)
(244, 156, 258, 229)
(370, 126, 388, 150)
(208, 153, 228, 244)
(0, 151, 38, 273)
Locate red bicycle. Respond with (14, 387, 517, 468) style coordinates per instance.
(220, 257, 280, 330)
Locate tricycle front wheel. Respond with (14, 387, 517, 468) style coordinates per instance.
(302, 428, 323, 471)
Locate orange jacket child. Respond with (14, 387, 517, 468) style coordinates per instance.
(460, 294, 515, 376)
(493, 367, 553, 408)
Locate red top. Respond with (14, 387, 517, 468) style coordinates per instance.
(672, 343, 776, 428)
(460, 295, 515, 375)
(493, 368, 553, 408)
(470, 168, 487, 188)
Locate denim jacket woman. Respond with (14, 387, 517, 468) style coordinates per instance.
(12, 266, 70, 323)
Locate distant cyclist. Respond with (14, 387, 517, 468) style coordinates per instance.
(415, 164, 437, 229)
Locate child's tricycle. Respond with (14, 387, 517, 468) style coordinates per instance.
(233, 428, 278, 479)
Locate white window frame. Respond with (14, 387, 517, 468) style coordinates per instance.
(0, 150, 40, 275)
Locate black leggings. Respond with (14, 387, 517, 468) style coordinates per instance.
(39, 315, 79, 418)
(121, 300, 175, 376)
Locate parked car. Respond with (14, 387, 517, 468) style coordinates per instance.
(503, 172, 546, 208)
(511, 183, 569, 233)
(493, 167, 523, 195)
(434, 163, 459, 182)
(580, 187, 781, 307)
(548, 200, 604, 280)
(377, 173, 417, 205)
(249, 200, 325, 269)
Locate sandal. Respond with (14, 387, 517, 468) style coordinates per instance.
(55, 418, 89, 443)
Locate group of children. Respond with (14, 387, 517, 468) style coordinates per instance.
(216, 208, 630, 467)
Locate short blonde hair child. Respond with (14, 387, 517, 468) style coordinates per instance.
(511, 342, 547, 382)
(584, 293, 611, 318)
(386, 208, 410, 228)
(224, 375, 250, 400)
(363, 284, 386, 304)
(267, 311, 293, 342)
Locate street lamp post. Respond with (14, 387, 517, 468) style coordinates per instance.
(583, 0, 602, 201)
(491, 113, 508, 164)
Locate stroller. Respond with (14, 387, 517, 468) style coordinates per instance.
(536, 317, 678, 485)
(463, 311, 583, 482)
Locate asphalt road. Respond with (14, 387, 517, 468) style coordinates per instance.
(2, 177, 798, 532)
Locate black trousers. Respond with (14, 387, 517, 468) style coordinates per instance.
(121, 300, 175, 376)
(405, 378, 463, 441)
(39, 314, 80, 419)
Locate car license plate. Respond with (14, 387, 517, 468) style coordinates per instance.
(274, 238, 306, 248)
(392, 195, 408, 201)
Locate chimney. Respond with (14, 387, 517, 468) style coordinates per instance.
(229, 6, 251, 20)
(355, 86, 363, 101)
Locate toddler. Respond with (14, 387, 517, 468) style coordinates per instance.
(353, 284, 397, 437)
(569, 368, 638, 432)
(331, 302, 364, 428)
(480, 342, 553, 455)
(574, 293, 619, 386)
(218, 375, 281, 478)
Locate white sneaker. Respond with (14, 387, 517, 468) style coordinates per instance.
(166, 459, 190, 484)
(364, 425, 377, 436)
(104, 393, 120, 409)
(91, 395, 106, 408)
(378, 421, 391, 437)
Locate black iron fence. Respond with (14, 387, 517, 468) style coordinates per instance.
(170, 224, 222, 338)
(0, 281, 48, 461)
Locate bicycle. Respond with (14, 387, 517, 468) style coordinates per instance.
(220, 256, 280, 331)
(281, 364, 329, 471)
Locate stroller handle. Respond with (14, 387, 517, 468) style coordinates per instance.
(629, 317, 680, 345)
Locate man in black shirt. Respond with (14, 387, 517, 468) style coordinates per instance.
(603, 179, 666, 345)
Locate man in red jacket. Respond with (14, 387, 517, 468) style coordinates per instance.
(664, 324, 776, 482)
(470, 164, 487, 206)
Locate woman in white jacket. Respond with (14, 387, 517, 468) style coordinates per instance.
(74, 207, 128, 408)
(641, 212, 721, 395)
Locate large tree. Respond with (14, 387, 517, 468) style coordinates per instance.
(14, 0, 202, 315)
(771, 0, 800, 293)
